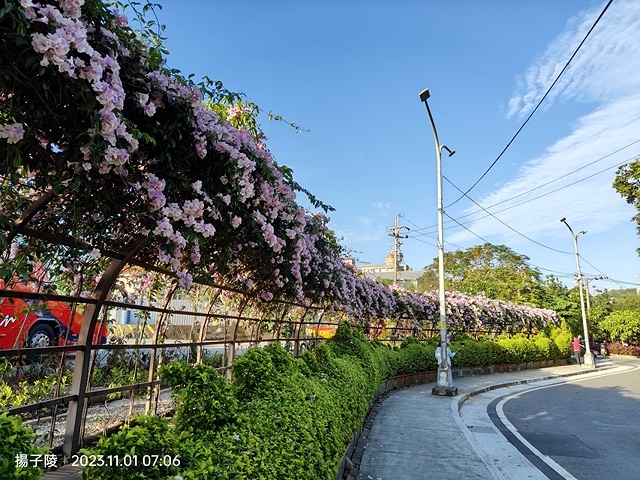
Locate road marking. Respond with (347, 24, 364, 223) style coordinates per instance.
(495, 363, 639, 480)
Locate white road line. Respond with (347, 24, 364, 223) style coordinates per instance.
(454, 361, 640, 480)
(495, 363, 639, 480)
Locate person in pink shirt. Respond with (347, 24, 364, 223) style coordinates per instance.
(572, 336, 582, 365)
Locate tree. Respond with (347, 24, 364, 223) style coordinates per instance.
(613, 157, 640, 253)
(585, 289, 613, 340)
(600, 310, 640, 344)
(609, 288, 640, 313)
(539, 275, 579, 319)
(418, 243, 545, 305)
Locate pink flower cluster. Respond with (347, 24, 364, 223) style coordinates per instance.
(226, 103, 251, 122)
(9, 1, 562, 330)
(26, 0, 139, 176)
(0, 123, 24, 144)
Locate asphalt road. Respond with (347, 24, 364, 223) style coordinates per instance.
(491, 357, 640, 480)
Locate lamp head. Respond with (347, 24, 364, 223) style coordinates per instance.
(419, 88, 430, 102)
(441, 145, 455, 157)
(560, 217, 567, 223)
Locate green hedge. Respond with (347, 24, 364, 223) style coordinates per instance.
(3, 323, 572, 479)
(0, 413, 49, 480)
(82, 325, 383, 479)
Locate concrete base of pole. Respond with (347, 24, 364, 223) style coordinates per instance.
(432, 366, 457, 396)
(432, 386, 458, 396)
(582, 350, 597, 369)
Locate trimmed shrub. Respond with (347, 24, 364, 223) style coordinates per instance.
(158, 361, 237, 436)
(551, 330, 573, 359)
(396, 343, 437, 373)
(0, 413, 49, 480)
(534, 335, 560, 361)
(480, 340, 507, 365)
(451, 340, 483, 367)
(497, 336, 541, 363)
(450, 338, 508, 366)
(82, 323, 569, 479)
(607, 342, 640, 356)
(80, 415, 190, 480)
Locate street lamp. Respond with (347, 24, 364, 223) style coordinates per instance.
(560, 217, 596, 368)
(420, 88, 458, 396)
(583, 275, 607, 312)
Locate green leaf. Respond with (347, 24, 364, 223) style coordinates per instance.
(0, 3, 14, 19)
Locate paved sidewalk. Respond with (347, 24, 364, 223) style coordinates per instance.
(355, 361, 612, 480)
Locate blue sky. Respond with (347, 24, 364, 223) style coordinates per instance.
(155, 0, 640, 292)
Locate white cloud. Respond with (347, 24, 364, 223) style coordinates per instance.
(371, 201, 392, 211)
(451, 0, 640, 246)
(508, 0, 640, 118)
(336, 215, 388, 244)
(335, 202, 394, 246)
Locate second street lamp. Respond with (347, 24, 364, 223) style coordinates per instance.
(584, 275, 607, 312)
(420, 88, 458, 396)
(560, 217, 596, 368)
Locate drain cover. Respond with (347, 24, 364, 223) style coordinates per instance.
(467, 425, 497, 434)
(521, 432, 600, 458)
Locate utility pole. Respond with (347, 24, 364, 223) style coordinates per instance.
(583, 275, 607, 312)
(387, 213, 409, 285)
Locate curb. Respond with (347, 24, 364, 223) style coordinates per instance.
(455, 365, 609, 412)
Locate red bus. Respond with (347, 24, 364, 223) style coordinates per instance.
(0, 283, 107, 359)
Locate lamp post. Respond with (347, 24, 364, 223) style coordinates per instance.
(560, 217, 596, 368)
(583, 275, 607, 312)
(420, 88, 458, 396)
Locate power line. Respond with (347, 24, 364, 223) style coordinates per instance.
(408, 153, 632, 240)
(483, 112, 640, 188)
(407, 213, 614, 284)
(440, 213, 575, 278)
(445, 156, 629, 231)
(408, 218, 634, 291)
(447, 147, 640, 225)
(579, 256, 626, 289)
(408, 146, 636, 237)
(445, 178, 581, 255)
(443, 212, 492, 244)
(445, 0, 614, 208)
(535, 266, 575, 277)
(600, 278, 639, 287)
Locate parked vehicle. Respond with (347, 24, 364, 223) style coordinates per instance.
(579, 338, 599, 359)
(0, 283, 107, 360)
(594, 340, 610, 356)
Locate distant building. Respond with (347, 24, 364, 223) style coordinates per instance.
(360, 253, 424, 289)
(361, 252, 410, 274)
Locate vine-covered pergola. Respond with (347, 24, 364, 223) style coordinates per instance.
(0, 0, 559, 458)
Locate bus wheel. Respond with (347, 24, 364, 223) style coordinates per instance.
(27, 324, 56, 362)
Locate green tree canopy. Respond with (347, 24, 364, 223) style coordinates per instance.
(418, 243, 545, 305)
(613, 157, 640, 253)
(600, 310, 640, 344)
(539, 275, 579, 319)
(609, 288, 640, 312)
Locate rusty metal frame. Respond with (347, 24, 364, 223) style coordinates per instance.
(195, 287, 223, 364)
(144, 283, 179, 413)
(2, 194, 370, 461)
(4, 191, 56, 244)
(225, 295, 250, 379)
(62, 238, 147, 457)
